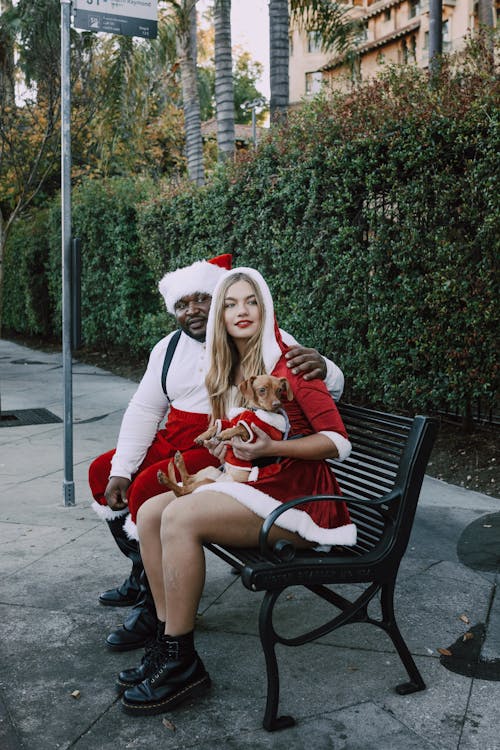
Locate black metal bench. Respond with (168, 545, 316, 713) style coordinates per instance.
(205, 403, 438, 731)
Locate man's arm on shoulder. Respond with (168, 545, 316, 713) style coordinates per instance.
(280, 329, 344, 402)
(111, 333, 174, 478)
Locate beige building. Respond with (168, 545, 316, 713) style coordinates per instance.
(289, 0, 497, 99)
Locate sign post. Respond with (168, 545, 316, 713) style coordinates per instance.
(60, 0, 158, 506)
(61, 0, 74, 506)
(73, 0, 158, 39)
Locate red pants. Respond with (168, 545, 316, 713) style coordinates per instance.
(88, 407, 219, 522)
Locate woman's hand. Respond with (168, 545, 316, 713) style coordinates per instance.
(204, 437, 227, 464)
(231, 425, 275, 461)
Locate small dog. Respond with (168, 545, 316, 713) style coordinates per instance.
(157, 374, 293, 496)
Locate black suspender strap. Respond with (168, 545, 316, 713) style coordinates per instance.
(161, 329, 182, 398)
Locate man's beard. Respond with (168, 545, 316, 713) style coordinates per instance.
(180, 321, 206, 342)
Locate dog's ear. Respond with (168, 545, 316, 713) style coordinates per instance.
(280, 378, 294, 401)
(239, 376, 256, 402)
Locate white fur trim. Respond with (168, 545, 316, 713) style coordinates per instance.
(124, 514, 139, 541)
(319, 431, 352, 462)
(205, 267, 282, 376)
(91, 500, 129, 521)
(193, 482, 357, 546)
(248, 466, 259, 482)
(228, 407, 245, 419)
(159, 261, 228, 314)
(254, 409, 286, 433)
(238, 420, 254, 441)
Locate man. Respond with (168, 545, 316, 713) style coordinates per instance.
(89, 254, 344, 651)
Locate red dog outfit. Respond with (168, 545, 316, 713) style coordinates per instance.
(213, 407, 288, 480)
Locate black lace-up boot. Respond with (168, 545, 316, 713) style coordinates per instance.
(116, 620, 166, 692)
(105, 570, 157, 651)
(121, 632, 211, 716)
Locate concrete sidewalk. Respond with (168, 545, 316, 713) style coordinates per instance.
(1, 337, 499, 750)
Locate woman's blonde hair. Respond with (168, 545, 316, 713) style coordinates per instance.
(205, 272, 266, 420)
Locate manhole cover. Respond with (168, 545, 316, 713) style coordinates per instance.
(0, 408, 62, 428)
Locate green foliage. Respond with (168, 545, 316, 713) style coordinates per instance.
(44, 177, 163, 356)
(3, 41, 498, 417)
(3, 208, 54, 336)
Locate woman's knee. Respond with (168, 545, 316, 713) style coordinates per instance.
(160, 494, 200, 543)
(137, 493, 171, 535)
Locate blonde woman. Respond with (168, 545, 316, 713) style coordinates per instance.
(119, 268, 356, 716)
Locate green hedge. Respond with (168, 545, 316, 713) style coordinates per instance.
(3, 44, 498, 417)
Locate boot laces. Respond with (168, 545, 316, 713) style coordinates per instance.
(150, 640, 181, 683)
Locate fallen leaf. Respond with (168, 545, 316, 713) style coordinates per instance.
(162, 718, 176, 731)
(463, 631, 474, 641)
(70, 690, 81, 699)
(438, 648, 452, 657)
(459, 614, 470, 624)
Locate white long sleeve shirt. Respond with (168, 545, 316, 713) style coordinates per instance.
(110, 329, 344, 480)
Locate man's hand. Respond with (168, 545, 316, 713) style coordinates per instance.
(104, 476, 131, 511)
(231, 425, 274, 461)
(285, 345, 327, 381)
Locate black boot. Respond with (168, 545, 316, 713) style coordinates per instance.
(106, 571, 157, 651)
(99, 516, 142, 607)
(116, 620, 166, 692)
(121, 632, 211, 716)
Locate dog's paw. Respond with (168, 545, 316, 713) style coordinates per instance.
(157, 469, 169, 485)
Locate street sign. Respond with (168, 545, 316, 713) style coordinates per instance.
(73, 0, 158, 40)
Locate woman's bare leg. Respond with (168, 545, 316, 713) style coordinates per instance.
(160, 490, 311, 636)
(136, 491, 177, 622)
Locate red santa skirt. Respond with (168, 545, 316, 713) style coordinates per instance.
(193, 457, 356, 547)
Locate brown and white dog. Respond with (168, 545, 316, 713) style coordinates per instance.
(157, 374, 293, 496)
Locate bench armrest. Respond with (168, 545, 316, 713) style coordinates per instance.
(258, 488, 403, 558)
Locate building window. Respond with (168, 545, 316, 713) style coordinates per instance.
(356, 21, 369, 44)
(401, 38, 408, 63)
(307, 30, 323, 53)
(409, 0, 420, 18)
(410, 34, 417, 60)
(305, 71, 323, 95)
(442, 19, 451, 50)
(384, 8, 391, 21)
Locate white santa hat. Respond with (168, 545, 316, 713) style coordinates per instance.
(159, 254, 232, 314)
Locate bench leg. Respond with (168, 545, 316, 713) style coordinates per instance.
(259, 590, 296, 731)
(381, 581, 426, 694)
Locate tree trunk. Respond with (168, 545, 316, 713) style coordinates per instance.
(214, 0, 235, 161)
(477, 0, 494, 28)
(0, 0, 16, 106)
(269, 0, 289, 124)
(177, 1, 204, 185)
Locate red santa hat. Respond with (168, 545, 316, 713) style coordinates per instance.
(159, 254, 232, 314)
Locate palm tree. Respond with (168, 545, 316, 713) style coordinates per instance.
(269, 0, 289, 123)
(170, 0, 205, 185)
(213, 0, 235, 160)
(269, 0, 360, 122)
(0, 0, 15, 105)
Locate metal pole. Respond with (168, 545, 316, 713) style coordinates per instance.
(251, 106, 256, 147)
(428, 0, 443, 78)
(61, 0, 75, 506)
